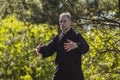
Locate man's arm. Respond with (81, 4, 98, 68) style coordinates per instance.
(36, 38, 57, 58)
(64, 34, 89, 54)
(36, 43, 42, 55)
(76, 33, 89, 54)
(64, 39, 78, 52)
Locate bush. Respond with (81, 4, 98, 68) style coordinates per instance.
(0, 15, 57, 80)
(0, 15, 120, 80)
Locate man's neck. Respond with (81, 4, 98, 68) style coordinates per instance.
(62, 28, 71, 34)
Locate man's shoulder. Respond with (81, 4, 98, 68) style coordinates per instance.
(71, 29, 81, 36)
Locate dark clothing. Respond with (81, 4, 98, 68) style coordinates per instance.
(40, 28, 89, 80)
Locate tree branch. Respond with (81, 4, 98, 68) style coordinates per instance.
(75, 17, 120, 28)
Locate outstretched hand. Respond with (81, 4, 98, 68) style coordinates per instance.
(64, 39, 78, 52)
(36, 43, 42, 55)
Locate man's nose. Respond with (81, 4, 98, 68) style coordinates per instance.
(61, 22, 64, 25)
(60, 22, 64, 25)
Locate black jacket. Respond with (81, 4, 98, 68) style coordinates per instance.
(40, 28, 89, 80)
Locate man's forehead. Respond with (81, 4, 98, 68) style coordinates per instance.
(59, 16, 68, 20)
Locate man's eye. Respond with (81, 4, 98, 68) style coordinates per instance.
(63, 20, 66, 22)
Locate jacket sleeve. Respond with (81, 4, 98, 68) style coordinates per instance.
(39, 37, 57, 58)
(76, 33, 89, 54)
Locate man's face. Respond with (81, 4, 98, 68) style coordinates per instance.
(59, 16, 71, 32)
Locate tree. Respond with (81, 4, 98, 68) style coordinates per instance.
(0, 0, 120, 27)
(0, 0, 120, 79)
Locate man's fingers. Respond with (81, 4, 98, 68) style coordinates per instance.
(67, 48, 71, 52)
(64, 46, 69, 49)
(64, 39, 77, 52)
(38, 43, 42, 47)
(64, 44, 71, 48)
(36, 43, 42, 48)
(64, 45, 72, 52)
(64, 42, 70, 45)
(39, 43, 42, 46)
(67, 39, 71, 42)
(36, 43, 42, 55)
(64, 42, 71, 51)
(64, 47, 71, 52)
(65, 48, 72, 52)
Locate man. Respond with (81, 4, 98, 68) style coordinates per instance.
(36, 12, 89, 80)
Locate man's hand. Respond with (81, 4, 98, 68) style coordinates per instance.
(36, 43, 42, 55)
(64, 39, 78, 52)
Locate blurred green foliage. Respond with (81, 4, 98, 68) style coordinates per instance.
(0, 0, 120, 80)
(0, 15, 120, 80)
(0, 15, 57, 80)
(0, 0, 119, 26)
